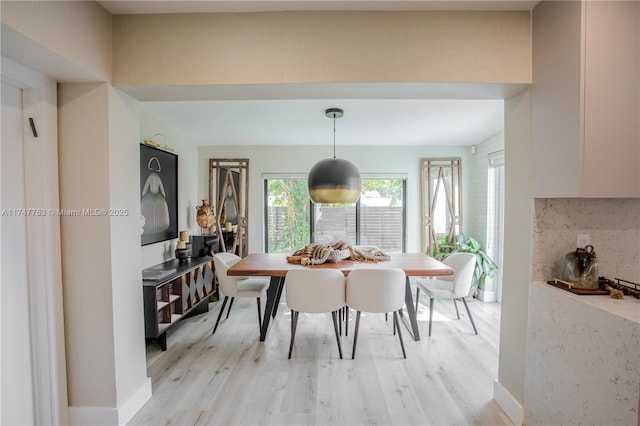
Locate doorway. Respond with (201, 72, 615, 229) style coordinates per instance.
(1, 57, 67, 425)
(1, 80, 34, 425)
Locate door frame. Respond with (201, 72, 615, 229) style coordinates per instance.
(1, 56, 68, 425)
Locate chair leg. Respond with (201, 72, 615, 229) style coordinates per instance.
(429, 298, 434, 337)
(212, 296, 229, 334)
(461, 297, 478, 335)
(331, 311, 343, 359)
(351, 311, 362, 359)
(225, 297, 235, 319)
(393, 310, 406, 359)
(415, 286, 420, 314)
(256, 297, 263, 332)
(345, 306, 348, 336)
(288, 310, 299, 359)
(393, 312, 396, 335)
(453, 298, 460, 319)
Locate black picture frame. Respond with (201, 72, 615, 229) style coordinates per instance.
(140, 144, 178, 245)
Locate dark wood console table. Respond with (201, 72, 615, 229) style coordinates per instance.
(142, 256, 216, 350)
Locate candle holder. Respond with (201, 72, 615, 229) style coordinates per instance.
(175, 247, 190, 264)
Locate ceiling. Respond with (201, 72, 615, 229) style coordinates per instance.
(103, 1, 536, 147)
(143, 98, 504, 146)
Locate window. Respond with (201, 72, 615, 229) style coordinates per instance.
(487, 151, 505, 303)
(265, 178, 311, 253)
(265, 178, 406, 253)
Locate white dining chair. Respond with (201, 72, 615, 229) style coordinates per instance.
(212, 252, 270, 335)
(415, 252, 478, 336)
(346, 268, 407, 359)
(284, 269, 346, 359)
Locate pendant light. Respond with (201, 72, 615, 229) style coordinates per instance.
(308, 108, 361, 203)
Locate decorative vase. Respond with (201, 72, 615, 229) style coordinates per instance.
(196, 199, 215, 231)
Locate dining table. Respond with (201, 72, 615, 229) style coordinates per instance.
(227, 252, 454, 342)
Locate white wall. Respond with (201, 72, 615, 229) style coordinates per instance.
(469, 131, 505, 300)
(140, 109, 199, 269)
(198, 144, 472, 254)
(494, 88, 532, 425)
(468, 131, 504, 247)
(107, 89, 151, 416)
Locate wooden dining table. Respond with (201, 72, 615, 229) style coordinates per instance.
(227, 252, 454, 342)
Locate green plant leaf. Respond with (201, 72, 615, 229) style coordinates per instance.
(431, 233, 498, 289)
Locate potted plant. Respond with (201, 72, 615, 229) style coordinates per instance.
(432, 233, 498, 297)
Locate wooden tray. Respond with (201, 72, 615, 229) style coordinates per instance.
(546, 280, 609, 295)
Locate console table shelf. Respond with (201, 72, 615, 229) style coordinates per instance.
(142, 256, 216, 350)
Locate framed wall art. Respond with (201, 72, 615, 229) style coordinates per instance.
(140, 144, 178, 246)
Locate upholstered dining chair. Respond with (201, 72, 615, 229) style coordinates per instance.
(284, 269, 346, 359)
(346, 268, 407, 359)
(415, 252, 478, 337)
(212, 252, 270, 335)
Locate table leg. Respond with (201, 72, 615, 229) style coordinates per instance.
(402, 276, 421, 341)
(272, 276, 285, 319)
(260, 276, 283, 341)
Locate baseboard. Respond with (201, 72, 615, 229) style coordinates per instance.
(493, 379, 524, 426)
(68, 378, 151, 425)
(118, 378, 152, 424)
(477, 288, 496, 302)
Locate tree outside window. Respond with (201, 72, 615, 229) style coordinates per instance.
(266, 178, 405, 253)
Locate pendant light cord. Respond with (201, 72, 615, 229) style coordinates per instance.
(325, 107, 343, 159)
(333, 115, 337, 159)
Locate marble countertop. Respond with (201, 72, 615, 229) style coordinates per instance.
(532, 280, 640, 324)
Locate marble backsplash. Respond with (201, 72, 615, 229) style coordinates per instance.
(532, 198, 640, 282)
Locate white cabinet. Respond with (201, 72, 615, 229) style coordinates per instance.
(525, 282, 640, 425)
(532, 1, 639, 197)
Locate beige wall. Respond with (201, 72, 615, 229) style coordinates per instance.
(58, 82, 117, 408)
(1, 0, 112, 81)
(113, 11, 531, 88)
(58, 82, 150, 423)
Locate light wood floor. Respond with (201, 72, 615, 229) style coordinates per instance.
(129, 290, 511, 426)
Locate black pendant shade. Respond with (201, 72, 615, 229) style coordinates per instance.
(308, 158, 361, 203)
(308, 108, 361, 204)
